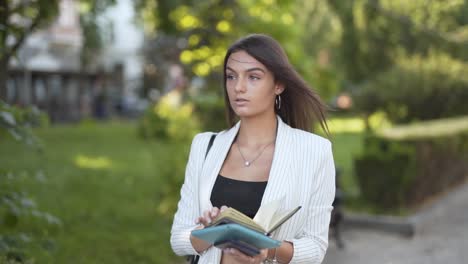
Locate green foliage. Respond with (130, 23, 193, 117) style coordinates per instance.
(0, 0, 59, 60)
(135, 0, 342, 101)
(328, 0, 395, 83)
(0, 256, 34, 264)
(0, 102, 58, 263)
(155, 141, 190, 218)
(354, 116, 468, 211)
(310, 65, 341, 102)
(0, 171, 62, 263)
(0, 101, 48, 147)
(78, 0, 116, 67)
(138, 91, 200, 141)
(190, 93, 227, 132)
(356, 53, 468, 123)
(0, 0, 59, 97)
(378, 117, 468, 205)
(0, 0, 116, 98)
(354, 135, 416, 210)
(329, 0, 468, 85)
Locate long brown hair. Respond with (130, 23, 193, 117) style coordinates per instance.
(223, 33, 329, 134)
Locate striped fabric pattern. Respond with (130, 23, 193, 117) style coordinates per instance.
(170, 116, 336, 263)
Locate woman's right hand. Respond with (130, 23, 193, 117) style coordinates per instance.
(190, 205, 229, 254)
(195, 205, 229, 227)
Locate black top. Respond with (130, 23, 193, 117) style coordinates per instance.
(210, 175, 268, 218)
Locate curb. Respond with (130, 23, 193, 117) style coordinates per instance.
(341, 181, 468, 238)
(343, 213, 415, 237)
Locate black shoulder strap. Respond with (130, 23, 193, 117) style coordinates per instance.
(204, 134, 216, 160)
(187, 134, 215, 264)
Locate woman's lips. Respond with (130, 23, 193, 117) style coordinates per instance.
(234, 99, 248, 106)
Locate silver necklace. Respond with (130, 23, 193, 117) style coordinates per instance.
(236, 140, 275, 167)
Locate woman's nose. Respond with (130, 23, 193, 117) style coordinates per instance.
(234, 77, 246, 93)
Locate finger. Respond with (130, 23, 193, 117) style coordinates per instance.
(259, 248, 268, 259)
(196, 216, 208, 226)
(203, 210, 212, 224)
(253, 251, 267, 263)
(211, 207, 220, 218)
(224, 248, 253, 262)
(196, 216, 207, 227)
(250, 249, 267, 263)
(220, 205, 229, 212)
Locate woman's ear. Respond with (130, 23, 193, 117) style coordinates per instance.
(275, 82, 285, 95)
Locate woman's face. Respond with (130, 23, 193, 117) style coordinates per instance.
(225, 50, 283, 119)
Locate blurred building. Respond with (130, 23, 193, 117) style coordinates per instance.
(99, 0, 145, 117)
(5, 0, 124, 122)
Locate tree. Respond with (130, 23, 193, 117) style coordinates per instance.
(79, 0, 116, 69)
(327, 0, 468, 123)
(0, 0, 116, 101)
(0, 0, 59, 100)
(135, 0, 343, 101)
(328, 0, 468, 84)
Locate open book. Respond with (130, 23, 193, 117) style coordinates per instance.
(209, 199, 301, 235)
(191, 198, 301, 255)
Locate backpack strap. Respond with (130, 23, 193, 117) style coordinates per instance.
(204, 133, 216, 160)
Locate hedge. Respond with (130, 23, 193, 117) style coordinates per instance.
(354, 116, 468, 211)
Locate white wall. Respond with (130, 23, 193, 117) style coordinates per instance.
(101, 0, 144, 97)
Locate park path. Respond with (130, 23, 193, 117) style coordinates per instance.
(323, 182, 468, 264)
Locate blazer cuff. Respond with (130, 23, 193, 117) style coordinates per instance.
(284, 237, 326, 264)
(171, 225, 199, 256)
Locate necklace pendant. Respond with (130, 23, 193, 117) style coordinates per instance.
(244, 161, 250, 167)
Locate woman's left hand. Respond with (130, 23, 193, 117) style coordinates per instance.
(223, 247, 268, 263)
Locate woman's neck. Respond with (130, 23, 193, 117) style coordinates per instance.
(237, 112, 278, 146)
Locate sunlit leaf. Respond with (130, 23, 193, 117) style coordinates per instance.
(0, 111, 16, 126)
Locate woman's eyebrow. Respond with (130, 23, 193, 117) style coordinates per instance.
(226, 66, 265, 73)
(246, 67, 265, 73)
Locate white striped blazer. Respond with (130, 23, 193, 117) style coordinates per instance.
(170, 116, 336, 263)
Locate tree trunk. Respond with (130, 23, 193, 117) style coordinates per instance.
(0, 57, 8, 101)
(0, 0, 9, 102)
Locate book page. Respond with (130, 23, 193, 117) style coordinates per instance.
(211, 208, 265, 233)
(253, 197, 284, 231)
(266, 206, 302, 234)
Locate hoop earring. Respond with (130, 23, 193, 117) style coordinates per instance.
(275, 94, 281, 110)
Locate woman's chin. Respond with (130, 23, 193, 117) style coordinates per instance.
(232, 108, 251, 117)
(234, 112, 260, 120)
(234, 109, 274, 120)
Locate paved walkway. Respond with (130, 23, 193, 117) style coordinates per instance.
(323, 182, 468, 264)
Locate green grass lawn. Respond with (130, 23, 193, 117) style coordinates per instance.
(0, 119, 363, 263)
(1, 121, 188, 264)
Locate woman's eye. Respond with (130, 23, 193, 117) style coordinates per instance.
(249, 75, 260, 80)
(226, 74, 235, 80)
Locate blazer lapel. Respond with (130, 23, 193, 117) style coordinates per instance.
(259, 116, 295, 208)
(198, 122, 240, 212)
(198, 116, 297, 213)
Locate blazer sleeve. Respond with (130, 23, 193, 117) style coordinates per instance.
(170, 133, 209, 256)
(286, 140, 336, 263)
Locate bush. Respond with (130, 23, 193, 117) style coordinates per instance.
(1, 101, 60, 262)
(354, 116, 468, 211)
(355, 53, 468, 124)
(0, 102, 48, 147)
(190, 93, 227, 132)
(354, 135, 416, 210)
(155, 142, 190, 218)
(138, 91, 200, 142)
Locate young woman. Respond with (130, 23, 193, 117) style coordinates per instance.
(171, 34, 335, 264)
